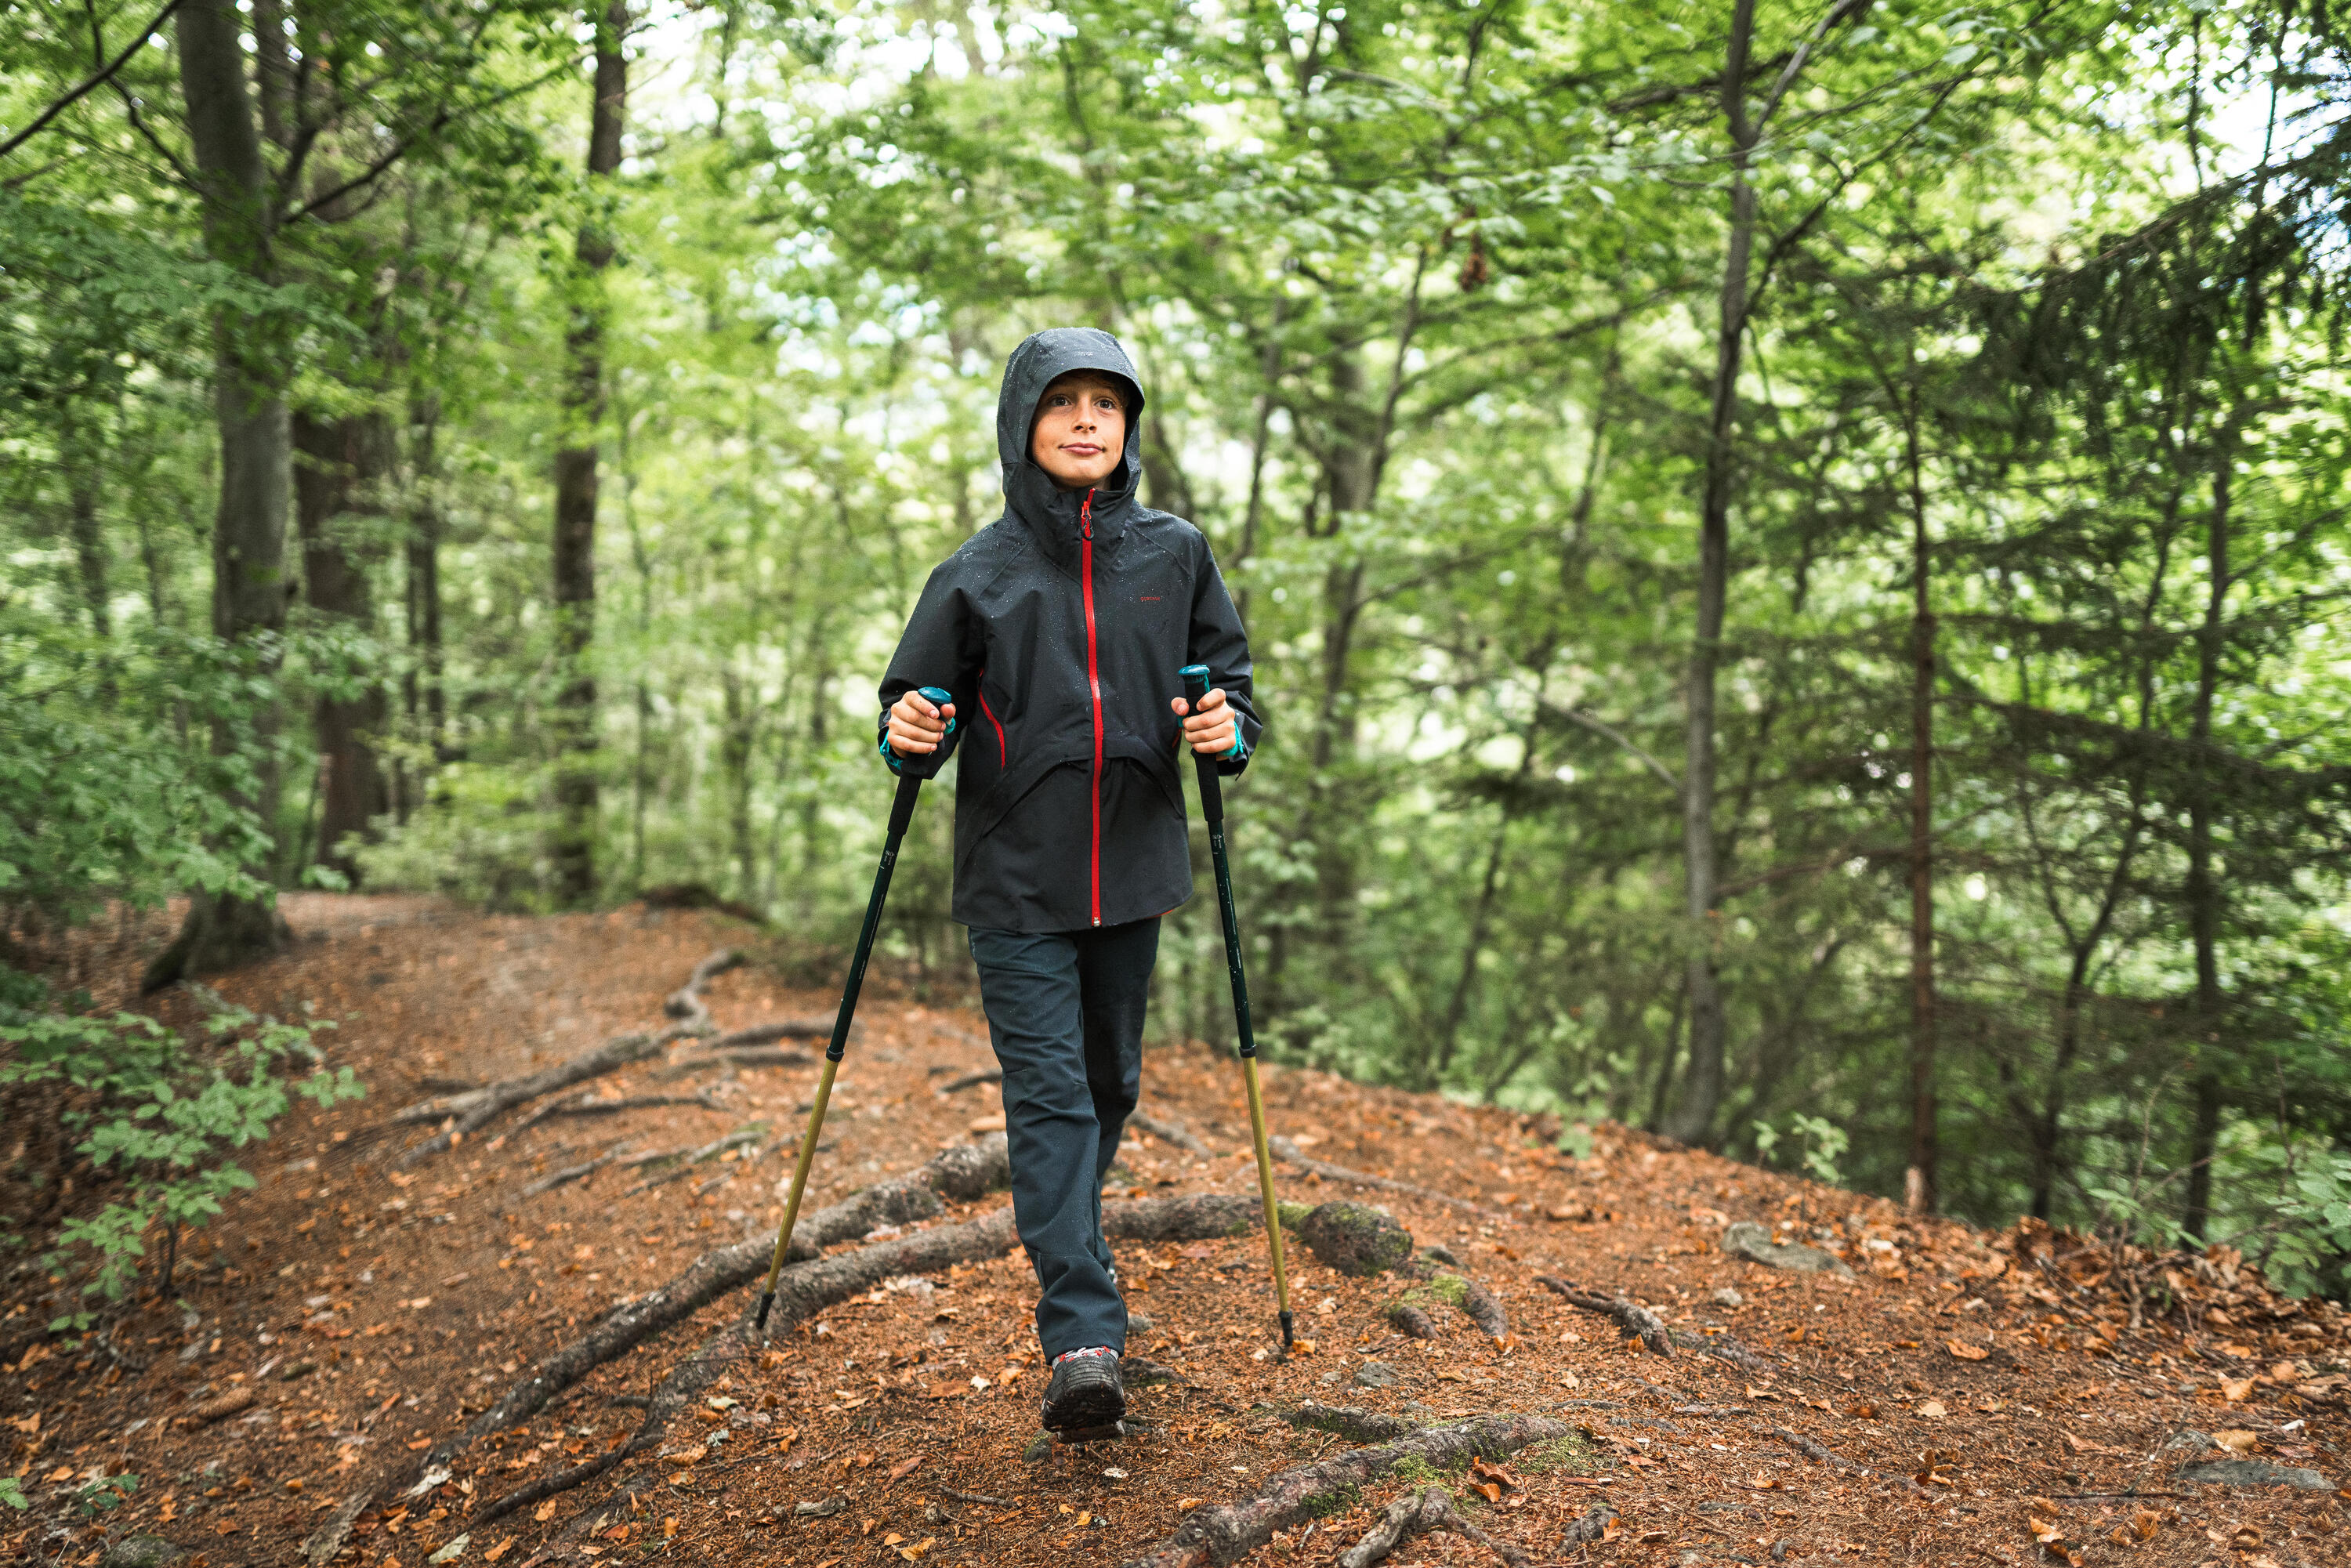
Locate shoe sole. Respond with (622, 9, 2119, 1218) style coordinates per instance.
(1049, 1419, 1126, 1446)
(1041, 1380, 1125, 1436)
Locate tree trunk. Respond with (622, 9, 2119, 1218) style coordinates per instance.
(60, 406, 112, 638)
(550, 0, 629, 907)
(403, 393, 447, 759)
(295, 410, 392, 882)
(2182, 427, 2235, 1246)
(719, 665, 758, 904)
(144, 0, 293, 991)
(1903, 389, 1937, 1215)
(1663, 0, 1759, 1146)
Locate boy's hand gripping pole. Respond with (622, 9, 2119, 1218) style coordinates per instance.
(1180, 664, 1294, 1352)
(755, 687, 953, 1334)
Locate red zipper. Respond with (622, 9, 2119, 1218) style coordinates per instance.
(1080, 487, 1103, 927)
(976, 679, 1007, 767)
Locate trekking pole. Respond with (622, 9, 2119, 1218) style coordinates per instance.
(755, 686, 954, 1334)
(1179, 664, 1295, 1352)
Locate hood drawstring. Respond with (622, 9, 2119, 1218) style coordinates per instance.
(1080, 487, 1094, 541)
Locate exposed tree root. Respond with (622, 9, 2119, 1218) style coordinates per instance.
(662, 947, 744, 1023)
(513, 1092, 719, 1133)
(618, 1124, 766, 1195)
(494, 1186, 1285, 1527)
(1119, 1412, 1569, 1568)
(1383, 1258, 1507, 1339)
(1559, 1502, 1620, 1544)
(521, 1141, 635, 1197)
(1336, 1484, 1529, 1568)
(1387, 1303, 1437, 1339)
(1536, 1276, 1672, 1356)
(397, 1022, 707, 1164)
(1685, 1327, 1773, 1374)
(1270, 1135, 1483, 1213)
(704, 1018, 830, 1048)
(939, 1067, 1004, 1093)
(1103, 1193, 1260, 1241)
(1771, 1425, 1872, 1474)
(1132, 1110, 1212, 1155)
(1281, 1401, 1422, 1444)
(352, 1137, 1014, 1523)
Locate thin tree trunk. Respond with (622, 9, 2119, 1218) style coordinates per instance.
(403, 393, 447, 756)
(1663, 0, 1759, 1146)
(719, 666, 758, 901)
(2182, 424, 2235, 1246)
(550, 0, 628, 907)
(295, 411, 393, 882)
(60, 407, 112, 638)
(1903, 387, 1937, 1215)
(144, 0, 294, 991)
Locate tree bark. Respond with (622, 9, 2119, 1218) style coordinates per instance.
(1903, 387, 1937, 1215)
(2182, 425, 2235, 1246)
(60, 405, 112, 638)
(550, 0, 629, 907)
(144, 0, 293, 990)
(1663, 0, 1759, 1146)
(295, 410, 393, 882)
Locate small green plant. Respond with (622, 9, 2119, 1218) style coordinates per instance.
(2268, 1152, 2351, 1299)
(0, 1474, 27, 1511)
(1, 1000, 362, 1327)
(75, 1472, 138, 1517)
(1752, 1114, 1849, 1186)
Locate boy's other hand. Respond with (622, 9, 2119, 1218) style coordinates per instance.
(1172, 686, 1237, 755)
(888, 690, 955, 755)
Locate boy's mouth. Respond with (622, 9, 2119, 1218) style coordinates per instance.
(1060, 443, 1104, 458)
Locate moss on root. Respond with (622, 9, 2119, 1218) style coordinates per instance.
(1512, 1433, 1603, 1476)
(1294, 1201, 1414, 1278)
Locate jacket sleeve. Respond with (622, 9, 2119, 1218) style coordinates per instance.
(1187, 535, 1263, 778)
(878, 559, 984, 780)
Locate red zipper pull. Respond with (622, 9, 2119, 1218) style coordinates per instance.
(1080, 487, 1094, 540)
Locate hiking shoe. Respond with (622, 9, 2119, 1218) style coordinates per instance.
(1041, 1346, 1124, 1434)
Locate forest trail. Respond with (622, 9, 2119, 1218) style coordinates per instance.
(5, 896, 2346, 1568)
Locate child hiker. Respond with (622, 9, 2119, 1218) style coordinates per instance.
(878, 328, 1261, 1438)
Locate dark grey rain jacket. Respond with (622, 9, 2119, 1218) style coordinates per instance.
(878, 328, 1262, 933)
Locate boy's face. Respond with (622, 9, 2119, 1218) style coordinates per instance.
(1029, 371, 1128, 491)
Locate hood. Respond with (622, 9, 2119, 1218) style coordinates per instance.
(996, 328, 1147, 554)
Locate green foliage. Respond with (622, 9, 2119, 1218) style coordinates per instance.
(0, 1475, 24, 1512)
(74, 1473, 138, 1518)
(1754, 1117, 1852, 1188)
(0, 611, 284, 922)
(0, 1001, 362, 1327)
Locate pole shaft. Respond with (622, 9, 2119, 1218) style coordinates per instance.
(1179, 667, 1291, 1342)
(757, 771, 922, 1327)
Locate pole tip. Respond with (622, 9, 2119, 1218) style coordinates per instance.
(755, 1292, 774, 1334)
(1278, 1309, 1295, 1349)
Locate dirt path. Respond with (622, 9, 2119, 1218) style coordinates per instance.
(5, 895, 2346, 1568)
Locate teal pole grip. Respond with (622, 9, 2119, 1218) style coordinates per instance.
(916, 686, 956, 736)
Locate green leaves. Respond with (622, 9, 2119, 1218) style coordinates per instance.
(2, 996, 363, 1321)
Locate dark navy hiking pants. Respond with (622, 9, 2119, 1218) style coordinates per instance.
(966, 916, 1159, 1360)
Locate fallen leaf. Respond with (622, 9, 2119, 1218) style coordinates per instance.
(2220, 1377, 2255, 1403)
(533, 1501, 556, 1524)
(483, 1540, 514, 1563)
(664, 1447, 706, 1467)
(887, 1456, 922, 1482)
(1916, 1400, 1947, 1418)
(1176, 1497, 1202, 1512)
(922, 1381, 962, 1400)
(2213, 1430, 2258, 1454)
(1947, 1340, 1989, 1361)
(967, 1115, 1006, 1134)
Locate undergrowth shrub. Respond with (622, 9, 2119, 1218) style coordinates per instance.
(0, 990, 363, 1329)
